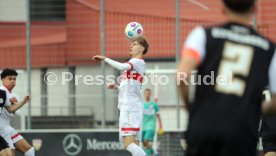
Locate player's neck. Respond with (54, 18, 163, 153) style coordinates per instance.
(145, 99, 150, 102)
(4, 85, 13, 92)
(226, 13, 252, 27)
(131, 53, 143, 59)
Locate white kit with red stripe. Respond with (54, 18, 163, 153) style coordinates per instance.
(104, 57, 146, 112)
(0, 86, 19, 125)
(118, 58, 145, 112)
(0, 86, 23, 149)
(118, 58, 145, 140)
(104, 57, 145, 141)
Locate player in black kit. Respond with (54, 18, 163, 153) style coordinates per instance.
(262, 117, 276, 156)
(177, 0, 276, 156)
(261, 90, 276, 156)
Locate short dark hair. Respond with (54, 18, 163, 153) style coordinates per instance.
(223, 0, 256, 14)
(1, 68, 18, 79)
(144, 88, 151, 92)
(131, 36, 149, 55)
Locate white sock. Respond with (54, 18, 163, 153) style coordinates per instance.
(127, 143, 146, 156)
(24, 147, 35, 156)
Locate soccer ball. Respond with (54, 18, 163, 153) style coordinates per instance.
(124, 22, 143, 39)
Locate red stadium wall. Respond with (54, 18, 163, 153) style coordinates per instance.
(0, 0, 275, 68)
(0, 22, 66, 68)
(66, 0, 100, 65)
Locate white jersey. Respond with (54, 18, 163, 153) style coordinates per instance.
(118, 58, 145, 112)
(0, 86, 19, 126)
(0, 87, 24, 147)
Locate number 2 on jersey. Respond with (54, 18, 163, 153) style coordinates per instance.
(215, 42, 254, 96)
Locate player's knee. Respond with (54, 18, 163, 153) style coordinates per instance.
(25, 144, 33, 151)
(142, 140, 148, 147)
(124, 135, 136, 149)
(123, 137, 135, 149)
(22, 145, 32, 153)
(14, 139, 32, 153)
(123, 141, 131, 149)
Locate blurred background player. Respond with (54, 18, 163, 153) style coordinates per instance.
(261, 90, 276, 156)
(0, 89, 13, 156)
(142, 88, 163, 156)
(92, 36, 149, 156)
(0, 69, 35, 156)
(177, 0, 276, 155)
(0, 87, 29, 156)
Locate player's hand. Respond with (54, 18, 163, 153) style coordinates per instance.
(92, 55, 105, 61)
(158, 128, 164, 136)
(106, 83, 118, 90)
(9, 97, 18, 104)
(23, 96, 30, 104)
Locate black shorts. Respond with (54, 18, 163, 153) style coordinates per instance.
(262, 137, 276, 154)
(0, 135, 9, 150)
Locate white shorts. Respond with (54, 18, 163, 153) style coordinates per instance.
(0, 126, 23, 149)
(119, 111, 143, 141)
(1, 132, 14, 149)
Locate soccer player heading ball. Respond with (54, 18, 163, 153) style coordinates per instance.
(178, 0, 276, 156)
(93, 36, 149, 156)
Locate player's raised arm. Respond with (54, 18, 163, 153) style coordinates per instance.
(5, 96, 30, 113)
(92, 55, 132, 71)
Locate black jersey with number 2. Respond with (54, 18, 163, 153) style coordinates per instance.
(182, 22, 276, 156)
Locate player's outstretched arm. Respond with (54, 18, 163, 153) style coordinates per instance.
(92, 55, 132, 71)
(5, 96, 30, 113)
(92, 55, 105, 61)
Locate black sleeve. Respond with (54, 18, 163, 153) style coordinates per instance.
(0, 89, 7, 108)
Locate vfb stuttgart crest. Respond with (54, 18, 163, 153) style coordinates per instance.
(32, 139, 42, 151)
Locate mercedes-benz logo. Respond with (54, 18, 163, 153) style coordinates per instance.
(63, 134, 82, 156)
